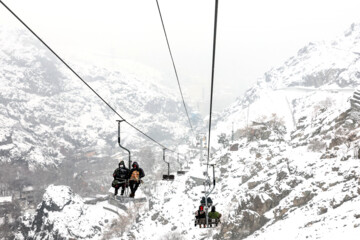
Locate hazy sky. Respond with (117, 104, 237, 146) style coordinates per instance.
(1, 0, 360, 115)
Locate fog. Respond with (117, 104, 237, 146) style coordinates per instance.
(1, 0, 360, 114)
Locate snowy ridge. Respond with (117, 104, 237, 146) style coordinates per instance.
(215, 23, 360, 140)
(11, 23, 360, 240)
(0, 26, 197, 169)
(16, 185, 124, 239)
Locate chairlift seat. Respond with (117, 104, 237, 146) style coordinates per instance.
(177, 170, 186, 175)
(194, 218, 220, 228)
(163, 174, 175, 180)
(115, 196, 147, 203)
(200, 197, 213, 206)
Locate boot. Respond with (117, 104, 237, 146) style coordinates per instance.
(114, 188, 118, 196)
(120, 189, 124, 196)
(129, 192, 134, 198)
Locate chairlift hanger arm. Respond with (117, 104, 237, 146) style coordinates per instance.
(163, 148, 170, 177)
(117, 120, 131, 169)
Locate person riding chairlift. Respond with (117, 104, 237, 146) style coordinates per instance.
(208, 206, 222, 226)
(195, 205, 206, 228)
(112, 160, 130, 196)
(129, 161, 145, 198)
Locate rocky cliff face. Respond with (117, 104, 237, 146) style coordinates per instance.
(16, 185, 123, 240)
(208, 23, 360, 240)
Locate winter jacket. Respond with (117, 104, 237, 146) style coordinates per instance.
(195, 210, 206, 219)
(208, 211, 221, 219)
(129, 167, 145, 182)
(113, 167, 130, 180)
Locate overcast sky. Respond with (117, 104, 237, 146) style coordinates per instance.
(1, 0, 360, 115)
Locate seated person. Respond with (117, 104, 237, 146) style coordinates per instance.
(195, 205, 206, 228)
(129, 161, 145, 198)
(112, 161, 130, 196)
(200, 197, 213, 207)
(208, 206, 222, 226)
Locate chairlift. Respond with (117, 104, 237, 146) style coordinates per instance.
(162, 148, 175, 180)
(113, 120, 146, 203)
(194, 164, 220, 228)
(176, 153, 187, 175)
(184, 155, 190, 170)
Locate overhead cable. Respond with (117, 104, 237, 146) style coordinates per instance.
(206, 0, 219, 172)
(0, 0, 179, 154)
(155, 0, 195, 136)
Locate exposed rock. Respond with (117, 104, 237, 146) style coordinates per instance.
(331, 194, 357, 209)
(216, 210, 269, 240)
(341, 155, 351, 161)
(304, 219, 321, 227)
(350, 89, 360, 120)
(293, 191, 316, 207)
(17, 185, 116, 240)
(151, 212, 159, 221)
(286, 178, 303, 188)
(248, 181, 261, 190)
(317, 207, 328, 215)
(240, 193, 274, 215)
(276, 170, 288, 181)
(274, 207, 289, 220)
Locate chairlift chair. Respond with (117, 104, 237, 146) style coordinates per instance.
(162, 148, 175, 181)
(177, 170, 186, 175)
(114, 120, 146, 203)
(184, 155, 190, 170)
(194, 164, 219, 228)
(194, 218, 220, 228)
(176, 153, 186, 175)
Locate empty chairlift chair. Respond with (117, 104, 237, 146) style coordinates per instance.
(162, 148, 175, 181)
(184, 155, 190, 170)
(177, 153, 186, 175)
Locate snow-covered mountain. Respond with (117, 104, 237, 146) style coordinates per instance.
(214, 23, 360, 138)
(11, 23, 360, 240)
(0, 26, 198, 170)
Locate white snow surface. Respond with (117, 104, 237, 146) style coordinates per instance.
(0, 26, 198, 169)
(16, 185, 123, 240)
(0, 196, 12, 203)
(213, 23, 360, 145)
(11, 23, 360, 240)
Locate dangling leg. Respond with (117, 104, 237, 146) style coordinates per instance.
(120, 183, 126, 196)
(132, 182, 140, 197)
(129, 181, 135, 197)
(114, 186, 119, 196)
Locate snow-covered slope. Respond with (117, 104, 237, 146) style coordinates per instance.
(214, 23, 360, 140)
(127, 23, 360, 240)
(204, 23, 360, 239)
(12, 23, 360, 240)
(16, 185, 126, 240)
(0, 26, 197, 170)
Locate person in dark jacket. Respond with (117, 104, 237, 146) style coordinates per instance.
(128, 161, 145, 198)
(112, 161, 130, 196)
(195, 205, 206, 228)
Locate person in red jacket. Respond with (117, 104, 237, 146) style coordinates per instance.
(195, 205, 206, 228)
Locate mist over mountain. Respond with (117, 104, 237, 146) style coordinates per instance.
(2, 22, 360, 240)
(0, 27, 200, 170)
